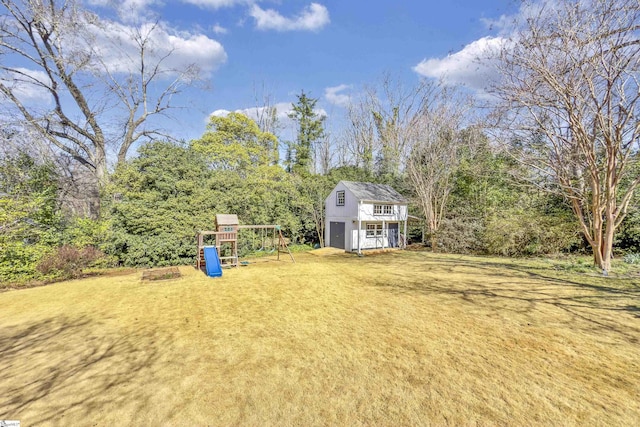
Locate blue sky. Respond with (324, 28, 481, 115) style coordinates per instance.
(1, 0, 520, 154)
(81, 0, 519, 142)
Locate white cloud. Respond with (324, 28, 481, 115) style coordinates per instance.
(0, 68, 52, 104)
(324, 84, 351, 108)
(413, 36, 506, 92)
(212, 23, 228, 34)
(88, 0, 256, 23)
(209, 109, 231, 118)
(480, 0, 550, 34)
(207, 102, 327, 124)
(87, 0, 162, 22)
(92, 21, 227, 77)
(207, 102, 292, 123)
(181, 0, 254, 9)
(87, 0, 159, 8)
(250, 3, 330, 32)
(413, 0, 552, 94)
(239, 102, 294, 121)
(480, 14, 511, 32)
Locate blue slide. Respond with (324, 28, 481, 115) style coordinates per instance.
(203, 246, 223, 278)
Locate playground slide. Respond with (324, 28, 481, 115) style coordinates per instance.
(203, 246, 223, 278)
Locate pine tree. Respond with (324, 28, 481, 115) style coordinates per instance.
(288, 91, 325, 175)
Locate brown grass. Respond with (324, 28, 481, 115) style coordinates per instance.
(1, 251, 639, 425)
(141, 267, 182, 281)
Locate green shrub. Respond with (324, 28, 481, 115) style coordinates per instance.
(0, 242, 46, 284)
(616, 210, 640, 253)
(623, 253, 640, 265)
(63, 217, 113, 251)
(438, 216, 485, 254)
(111, 232, 196, 267)
(484, 208, 579, 256)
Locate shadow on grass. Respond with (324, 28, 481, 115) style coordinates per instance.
(363, 252, 640, 294)
(360, 252, 640, 343)
(0, 315, 171, 424)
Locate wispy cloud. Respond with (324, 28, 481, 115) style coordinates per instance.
(0, 68, 52, 104)
(324, 84, 351, 108)
(88, 0, 256, 22)
(212, 23, 228, 34)
(87, 0, 160, 9)
(208, 102, 327, 124)
(209, 102, 293, 123)
(86, 0, 162, 22)
(250, 3, 330, 32)
(181, 0, 255, 9)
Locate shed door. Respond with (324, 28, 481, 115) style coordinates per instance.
(388, 223, 399, 248)
(329, 221, 345, 249)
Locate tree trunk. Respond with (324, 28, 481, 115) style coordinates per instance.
(430, 233, 437, 252)
(316, 218, 325, 248)
(89, 148, 108, 220)
(601, 209, 616, 272)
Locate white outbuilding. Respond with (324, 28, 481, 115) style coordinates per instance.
(325, 181, 408, 254)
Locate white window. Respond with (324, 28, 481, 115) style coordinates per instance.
(373, 204, 393, 215)
(366, 223, 383, 237)
(336, 190, 345, 206)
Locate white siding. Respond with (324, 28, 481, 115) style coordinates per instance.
(358, 203, 408, 222)
(324, 182, 359, 219)
(349, 222, 402, 251)
(325, 182, 359, 248)
(345, 221, 354, 251)
(325, 181, 408, 251)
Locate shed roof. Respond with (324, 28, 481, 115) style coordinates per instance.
(215, 214, 239, 225)
(341, 181, 407, 204)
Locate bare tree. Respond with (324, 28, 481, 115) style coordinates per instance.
(494, 0, 640, 271)
(407, 87, 474, 251)
(317, 132, 333, 175)
(0, 0, 204, 195)
(251, 82, 282, 140)
(344, 74, 435, 177)
(344, 92, 376, 173)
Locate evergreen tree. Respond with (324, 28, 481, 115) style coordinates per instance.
(288, 91, 325, 175)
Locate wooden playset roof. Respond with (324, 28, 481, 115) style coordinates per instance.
(215, 214, 239, 226)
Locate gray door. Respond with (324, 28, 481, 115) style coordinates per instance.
(330, 221, 345, 249)
(388, 223, 399, 248)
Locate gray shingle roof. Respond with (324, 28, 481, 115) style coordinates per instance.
(341, 181, 407, 203)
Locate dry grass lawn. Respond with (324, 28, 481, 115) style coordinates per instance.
(1, 251, 639, 425)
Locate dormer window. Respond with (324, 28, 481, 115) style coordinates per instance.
(336, 190, 345, 206)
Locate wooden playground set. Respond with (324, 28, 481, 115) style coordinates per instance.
(196, 214, 294, 275)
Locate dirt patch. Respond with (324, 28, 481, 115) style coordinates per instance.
(308, 247, 346, 256)
(141, 267, 182, 281)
